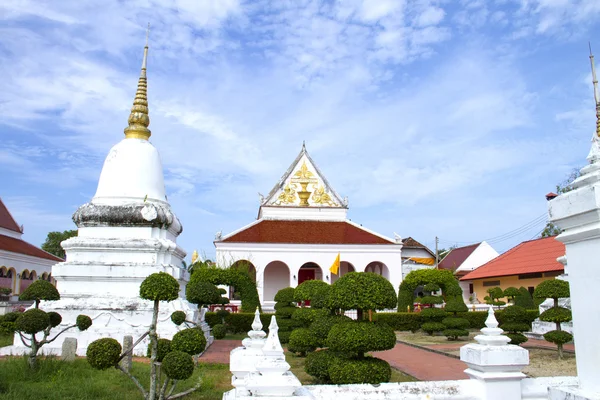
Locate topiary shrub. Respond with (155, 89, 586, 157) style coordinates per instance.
(146, 338, 172, 362)
(87, 338, 122, 370)
(186, 279, 220, 308)
(398, 269, 464, 311)
(139, 272, 180, 302)
(311, 285, 331, 309)
(171, 311, 186, 326)
(534, 279, 572, 359)
(171, 328, 207, 356)
(15, 309, 50, 335)
(442, 298, 469, 340)
(503, 287, 520, 304)
(421, 322, 446, 335)
(47, 312, 62, 328)
(274, 287, 296, 303)
(514, 287, 536, 309)
(305, 349, 341, 383)
(484, 287, 506, 307)
(420, 307, 446, 322)
(292, 308, 329, 327)
(19, 280, 59, 308)
(76, 315, 92, 331)
(327, 321, 396, 355)
(500, 305, 530, 345)
(162, 351, 195, 380)
(373, 313, 422, 332)
(288, 328, 318, 356)
(293, 280, 330, 306)
(0, 312, 20, 336)
(274, 287, 298, 344)
(212, 324, 226, 339)
(328, 356, 391, 385)
(309, 315, 352, 347)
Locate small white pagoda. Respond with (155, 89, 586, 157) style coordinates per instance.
(2, 33, 204, 356)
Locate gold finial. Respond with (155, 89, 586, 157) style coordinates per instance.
(124, 23, 151, 140)
(191, 249, 199, 264)
(590, 43, 600, 138)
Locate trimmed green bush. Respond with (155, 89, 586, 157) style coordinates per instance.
(274, 287, 296, 303)
(443, 298, 469, 340)
(87, 338, 122, 370)
(212, 324, 226, 339)
(328, 272, 397, 320)
(419, 295, 444, 305)
(503, 287, 520, 303)
(459, 311, 488, 329)
(514, 287, 536, 309)
(421, 322, 446, 335)
(294, 280, 330, 305)
(171, 311, 186, 326)
(539, 307, 572, 323)
(292, 308, 329, 327)
(328, 357, 391, 384)
(19, 280, 60, 306)
(309, 315, 353, 347)
(398, 269, 464, 311)
(327, 322, 395, 354)
(420, 308, 446, 322)
(162, 351, 194, 380)
(500, 305, 530, 345)
(288, 328, 318, 356)
(311, 285, 331, 309)
(76, 315, 92, 331)
(534, 279, 572, 358)
(442, 317, 470, 330)
(139, 272, 180, 302)
(47, 312, 62, 328)
(543, 330, 573, 346)
(0, 312, 21, 335)
(171, 328, 206, 356)
(373, 313, 422, 332)
(275, 287, 298, 344)
(15, 309, 49, 334)
(535, 280, 570, 299)
(305, 349, 340, 383)
(423, 283, 440, 292)
(191, 264, 260, 312)
(146, 338, 172, 362)
(274, 306, 297, 319)
(186, 279, 221, 308)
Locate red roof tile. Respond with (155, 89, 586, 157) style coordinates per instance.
(401, 237, 435, 257)
(221, 220, 395, 245)
(0, 234, 63, 262)
(438, 243, 480, 271)
(460, 237, 564, 281)
(0, 198, 22, 233)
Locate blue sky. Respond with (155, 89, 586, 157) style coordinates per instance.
(1, 0, 599, 260)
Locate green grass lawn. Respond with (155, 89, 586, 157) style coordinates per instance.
(0, 333, 13, 348)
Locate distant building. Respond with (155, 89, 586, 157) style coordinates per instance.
(0, 198, 61, 301)
(438, 241, 499, 303)
(400, 237, 436, 279)
(459, 236, 565, 303)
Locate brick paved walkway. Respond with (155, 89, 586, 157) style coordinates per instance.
(199, 340, 241, 363)
(373, 342, 469, 381)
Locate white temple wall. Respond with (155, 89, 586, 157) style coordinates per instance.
(262, 261, 290, 301)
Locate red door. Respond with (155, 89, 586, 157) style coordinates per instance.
(298, 269, 315, 306)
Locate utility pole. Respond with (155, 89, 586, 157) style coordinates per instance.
(435, 236, 439, 268)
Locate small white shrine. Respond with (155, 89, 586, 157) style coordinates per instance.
(215, 144, 433, 308)
(1, 35, 206, 356)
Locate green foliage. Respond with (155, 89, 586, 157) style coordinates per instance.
(501, 306, 532, 343)
(192, 264, 260, 312)
(421, 322, 446, 335)
(305, 349, 345, 383)
(186, 278, 220, 307)
(328, 272, 397, 313)
(171, 328, 207, 356)
(540, 307, 572, 323)
(278, 331, 292, 344)
(398, 269, 464, 311)
(1, 312, 20, 323)
(139, 272, 179, 302)
(543, 330, 573, 345)
(294, 280, 329, 304)
(15, 309, 49, 334)
(19, 280, 60, 304)
(503, 287, 520, 301)
(292, 307, 329, 327)
(0, 319, 16, 336)
(514, 287, 536, 309)
(308, 315, 351, 347)
(420, 308, 446, 322)
(442, 317, 470, 330)
(171, 311, 186, 326)
(327, 322, 396, 354)
(457, 312, 488, 329)
(47, 312, 62, 328)
(311, 285, 331, 309)
(274, 287, 296, 304)
(86, 338, 122, 370)
(288, 328, 318, 356)
(372, 313, 422, 332)
(419, 295, 444, 305)
(506, 333, 529, 345)
(445, 298, 468, 314)
(275, 306, 297, 319)
(328, 357, 391, 385)
(443, 328, 469, 340)
(41, 229, 77, 259)
(486, 287, 504, 300)
(534, 280, 570, 300)
(212, 324, 226, 339)
(423, 283, 440, 292)
(146, 338, 171, 362)
(76, 315, 92, 331)
(162, 351, 194, 380)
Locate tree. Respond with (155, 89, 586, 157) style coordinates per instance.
(500, 305, 530, 345)
(484, 287, 506, 308)
(442, 298, 469, 340)
(41, 230, 77, 259)
(534, 279, 572, 359)
(514, 287, 536, 310)
(397, 269, 465, 311)
(16, 280, 91, 368)
(503, 287, 520, 304)
(87, 272, 206, 399)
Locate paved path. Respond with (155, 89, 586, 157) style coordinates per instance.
(373, 342, 469, 381)
(199, 340, 241, 363)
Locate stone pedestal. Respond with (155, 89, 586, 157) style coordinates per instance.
(61, 337, 77, 361)
(460, 306, 529, 400)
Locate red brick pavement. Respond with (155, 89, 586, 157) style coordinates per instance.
(373, 342, 469, 381)
(198, 340, 241, 364)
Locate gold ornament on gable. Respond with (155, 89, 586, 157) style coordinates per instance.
(275, 184, 298, 205)
(312, 185, 338, 206)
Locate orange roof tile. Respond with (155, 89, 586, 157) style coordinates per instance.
(460, 236, 564, 281)
(220, 220, 395, 245)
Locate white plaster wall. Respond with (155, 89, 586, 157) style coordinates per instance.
(263, 261, 290, 301)
(0, 227, 22, 239)
(0, 250, 55, 296)
(215, 242, 402, 303)
(259, 206, 347, 221)
(455, 241, 499, 274)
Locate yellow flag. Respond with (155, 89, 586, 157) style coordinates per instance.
(329, 253, 340, 275)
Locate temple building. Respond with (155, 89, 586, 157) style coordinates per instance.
(214, 144, 435, 308)
(0, 198, 61, 301)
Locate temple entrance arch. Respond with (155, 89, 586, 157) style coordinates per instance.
(19, 270, 36, 294)
(230, 260, 256, 282)
(365, 261, 390, 279)
(0, 267, 13, 295)
(298, 262, 322, 285)
(263, 261, 290, 301)
(331, 261, 355, 284)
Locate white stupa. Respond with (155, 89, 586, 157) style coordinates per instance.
(2, 31, 209, 356)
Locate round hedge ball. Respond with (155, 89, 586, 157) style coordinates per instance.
(18, 280, 60, 303)
(162, 351, 195, 380)
(171, 311, 186, 326)
(139, 272, 180, 302)
(47, 312, 62, 328)
(87, 338, 122, 370)
(15, 308, 50, 334)
(212, 324, 226, 340)
(76, 315, 92, 331)
(327, 322, 396, 354)
(171, 328, 206, 356)
(147, 338, 172, 362)
(328, 357, 391, 385)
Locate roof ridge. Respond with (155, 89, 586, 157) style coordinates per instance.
(0, 198, 23, 233)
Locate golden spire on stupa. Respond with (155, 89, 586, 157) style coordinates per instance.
(590, 43, 600, 138)
(124, 23, 152, 140)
